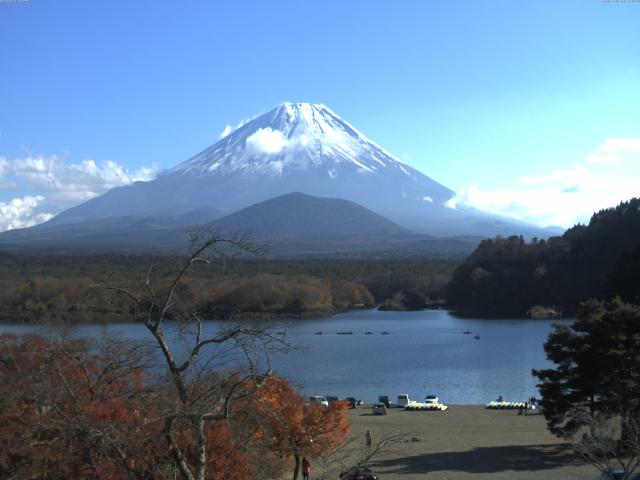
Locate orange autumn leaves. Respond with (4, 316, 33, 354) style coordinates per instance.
(252, 376, 351, 457)
(0, 334, 249, 479)
(0, 334, 350, 479)
(244, 376, 351, 479)
(0, 334, 165, 479)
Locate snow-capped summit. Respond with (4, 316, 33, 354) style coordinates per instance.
(169, 102, 416, 179)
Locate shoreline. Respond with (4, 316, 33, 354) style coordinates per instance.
(0, 307, 350, 325)
(0, 305, 574, 325)
(0, 305, 418, 325)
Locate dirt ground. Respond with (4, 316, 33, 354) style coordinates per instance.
(317, 405, 597, 480)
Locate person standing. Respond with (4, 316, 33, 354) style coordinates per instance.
(365, 430, 372, 448)
(302, 457, 311, 480)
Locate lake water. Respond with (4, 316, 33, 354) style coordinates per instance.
(0, 309, 570, 405)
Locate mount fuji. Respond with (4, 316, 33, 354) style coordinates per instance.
(48, 102, 458, 230)
(1, 102, 558, 253)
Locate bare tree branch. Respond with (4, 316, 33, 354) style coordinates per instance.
(103, 228, 280, 480)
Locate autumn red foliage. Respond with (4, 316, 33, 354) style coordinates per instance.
(246, 376, 351, 479)
(0, 334, 351, 480)
(0, 334, 251, 480)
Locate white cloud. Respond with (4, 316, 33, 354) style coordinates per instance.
(219, 117, 254, 139)
(0, 154, 160, 232)
(8, 155, 159, 203)
(445, 197, 458, 209)
(245, 127, 290, 155)
(219, 125, 234, 139)
(0, 157, 15, 189)
(586, 137, 640, 164)
(0, 195, 54, 232)
(447, 138, 640, 228)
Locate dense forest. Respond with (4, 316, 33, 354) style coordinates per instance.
(446, 198, 640, 317)
(0, 253, 456, 323)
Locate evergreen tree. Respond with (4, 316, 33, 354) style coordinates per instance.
(608, 244, 640, 304)
(447, 197, 640, 316)
(533, 299, 640, 440)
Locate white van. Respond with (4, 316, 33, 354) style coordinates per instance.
(309, 395, 329, 407)
(424, 395, 439, 405)
(397, 394, 410, 407)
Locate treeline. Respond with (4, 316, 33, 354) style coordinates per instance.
(447, 198, 640, 317)
(0, 253, 456, 322)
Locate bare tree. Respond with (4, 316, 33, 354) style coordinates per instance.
(574, 412, 640, 480)
(109, 228, 283, 480)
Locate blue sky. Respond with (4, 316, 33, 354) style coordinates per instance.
(1, 0, 639, 230)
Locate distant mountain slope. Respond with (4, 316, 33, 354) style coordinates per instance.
(210, 192, 410, 239)
(0, 193, 480, 258)
(446, 197, 640, 316)
(40, 102, 553, 239)
(0, 207, 222, 250)
(205, 192, 481, 257)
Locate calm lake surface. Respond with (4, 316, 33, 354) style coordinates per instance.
(0, 309, 570, 405)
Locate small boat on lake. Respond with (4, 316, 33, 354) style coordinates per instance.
(337, 331, 353, 335)
(364, 331, 374, 335)
(315, 331, 323, 335)
(381, 330, 390, 335)
(463, 330, 472, 335)
(474, 335, 480, 340)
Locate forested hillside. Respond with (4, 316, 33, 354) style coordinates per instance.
(0, 253, 455, 323)
(447, 198, 640, 317)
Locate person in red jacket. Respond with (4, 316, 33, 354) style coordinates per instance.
(302, 457, 311, 480)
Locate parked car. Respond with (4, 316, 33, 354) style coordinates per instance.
(397, 394, 410, 407)
(424, 395, 439, 405)
(378, 395, 390, 408)
(345, 397, 358, 409)
(325, 395, 339, 405)
(371, 403, 387, 415)
(309, 395, 329, 407)
(598, 470, 640, 480)
(340, 467, 379, 480)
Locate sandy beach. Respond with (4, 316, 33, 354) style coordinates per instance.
(321, 405, 596, 480)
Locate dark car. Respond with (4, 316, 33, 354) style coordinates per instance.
(598, 471, 640, 480)
(345, 397, 358, 409)
(325, 395, 339, 405)
(340, 467, 379, 480)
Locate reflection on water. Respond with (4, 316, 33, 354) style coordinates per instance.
(0, 309, 570, 405)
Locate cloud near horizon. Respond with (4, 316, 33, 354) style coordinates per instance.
(585, 137, 640, 165)
(446, 137, 640, 228)
(0, 155, 160, 232)
(0, 195, 53, 232)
